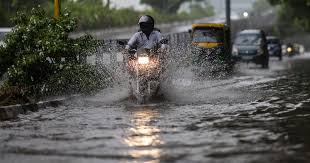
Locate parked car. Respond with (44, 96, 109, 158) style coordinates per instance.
(267, 36, 282, 61)
(0, 28, 12, 47)
(232, 29, 269, 68)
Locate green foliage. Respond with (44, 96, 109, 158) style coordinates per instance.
(0, 0, 47, 26)
(268, 0, 310, 32)
(188, 1, 214, 18)
(44, 0, 141, 30)
(0, 83, 35, 106)
(140, 0, 204, 14)
(0, 0, 214, 30)
(144, 9, 213, 24)
(0, 3, 10, 26)
(43, 0, 213, 30)
(0, 7, 97, 87)
(252, 0, 272, 14)
(0, 7, 114, 105)
(136, 0, 214, 25)
(44, 64, 113, 95)
(6, 54, 52, 86)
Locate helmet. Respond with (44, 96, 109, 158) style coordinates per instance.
(138, 15, 154, 26)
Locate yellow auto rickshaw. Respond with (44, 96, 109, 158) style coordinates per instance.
(190, 23, 232, 70)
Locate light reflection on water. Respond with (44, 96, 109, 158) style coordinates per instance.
(123, 106, 164, 162)
(1, 56, 310, 163)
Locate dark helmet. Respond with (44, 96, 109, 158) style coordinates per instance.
(138, 15, 155, 27)
(138, 15, 155, 34)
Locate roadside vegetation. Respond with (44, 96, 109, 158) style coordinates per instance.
(0, 7, 112, 106)
(0, 0, 214, 30)
(0, 0, 214, 106)
(264, 0, 310, 37)
(249, 0, 310, 49)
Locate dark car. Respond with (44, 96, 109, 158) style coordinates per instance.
(267, 36, 282, 61)
(232, 29, 269, 68)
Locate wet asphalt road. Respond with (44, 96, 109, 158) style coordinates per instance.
(1, 54, 310, 163)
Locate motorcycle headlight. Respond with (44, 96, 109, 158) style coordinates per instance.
(138, 56, 150, 65)
(287, 47, 292, 52)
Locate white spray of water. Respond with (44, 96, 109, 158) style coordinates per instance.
(84, 40, 291, 105)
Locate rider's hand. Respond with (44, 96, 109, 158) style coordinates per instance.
(157, 45, 168, 53)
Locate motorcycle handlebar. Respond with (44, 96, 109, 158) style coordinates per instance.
(128, 49, 137, 55)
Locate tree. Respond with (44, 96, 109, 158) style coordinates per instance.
(188, 1, 214, 18)
(252, 0, 272, 15)
(140, 0, 204, 14)
(268, 0, 310, 31)
(0, 0, 47, 26)
(0, 7, 97, 85)
(105, 0, 110, 8)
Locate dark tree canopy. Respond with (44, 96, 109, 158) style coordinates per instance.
(0, 0, 47, 26)
(0, 0, 46, 10)
(140, 0, 203, 14)
(268, 0, 310, 31)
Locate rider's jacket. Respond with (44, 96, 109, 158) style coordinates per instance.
(126, 30, 162, 50)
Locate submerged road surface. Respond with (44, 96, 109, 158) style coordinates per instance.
(1, 55, 310, 163)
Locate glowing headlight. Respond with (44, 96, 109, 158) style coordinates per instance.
(287, 47, 293, 53)
(138, 56, 149, 65)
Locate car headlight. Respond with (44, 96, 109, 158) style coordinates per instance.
(138, 56, 149, 65)
(232, 46, 238, 56)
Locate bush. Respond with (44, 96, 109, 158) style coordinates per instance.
(43, 1, 213, 30)
(0, 82, 36, 106)
(0, 7, 97, 86)
(43, 64, 113, 95)
(0, 7, 112, 105)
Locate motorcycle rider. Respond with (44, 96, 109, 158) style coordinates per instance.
(124, 15, 167, 73)
(124, 15, 167, 102)
(125, 15, 165, 54)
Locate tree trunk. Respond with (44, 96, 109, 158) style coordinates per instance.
(105, 0, 110, 8)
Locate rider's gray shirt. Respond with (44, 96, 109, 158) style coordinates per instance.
(126, 30, 162, 50)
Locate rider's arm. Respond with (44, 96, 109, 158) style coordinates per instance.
(155, 31, 168, 52)
(126, 33, 139, 50)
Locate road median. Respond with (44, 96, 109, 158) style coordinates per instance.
(0, 96, 78, 121)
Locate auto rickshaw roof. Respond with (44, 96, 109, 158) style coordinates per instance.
(192, 23, 226, 29)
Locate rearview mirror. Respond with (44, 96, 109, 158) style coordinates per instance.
(117, 40, 127, 46)
(188, 29, 192, 34)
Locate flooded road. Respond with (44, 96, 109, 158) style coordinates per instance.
(1, 55, 310, 163)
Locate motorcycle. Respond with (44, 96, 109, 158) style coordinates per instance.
(124, 39, 168, 104)
(286, 44, 296, 57)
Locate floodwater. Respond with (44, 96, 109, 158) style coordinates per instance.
(1, 55, 310, 163)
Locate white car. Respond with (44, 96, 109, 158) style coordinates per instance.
(0, 28, 12, 47)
